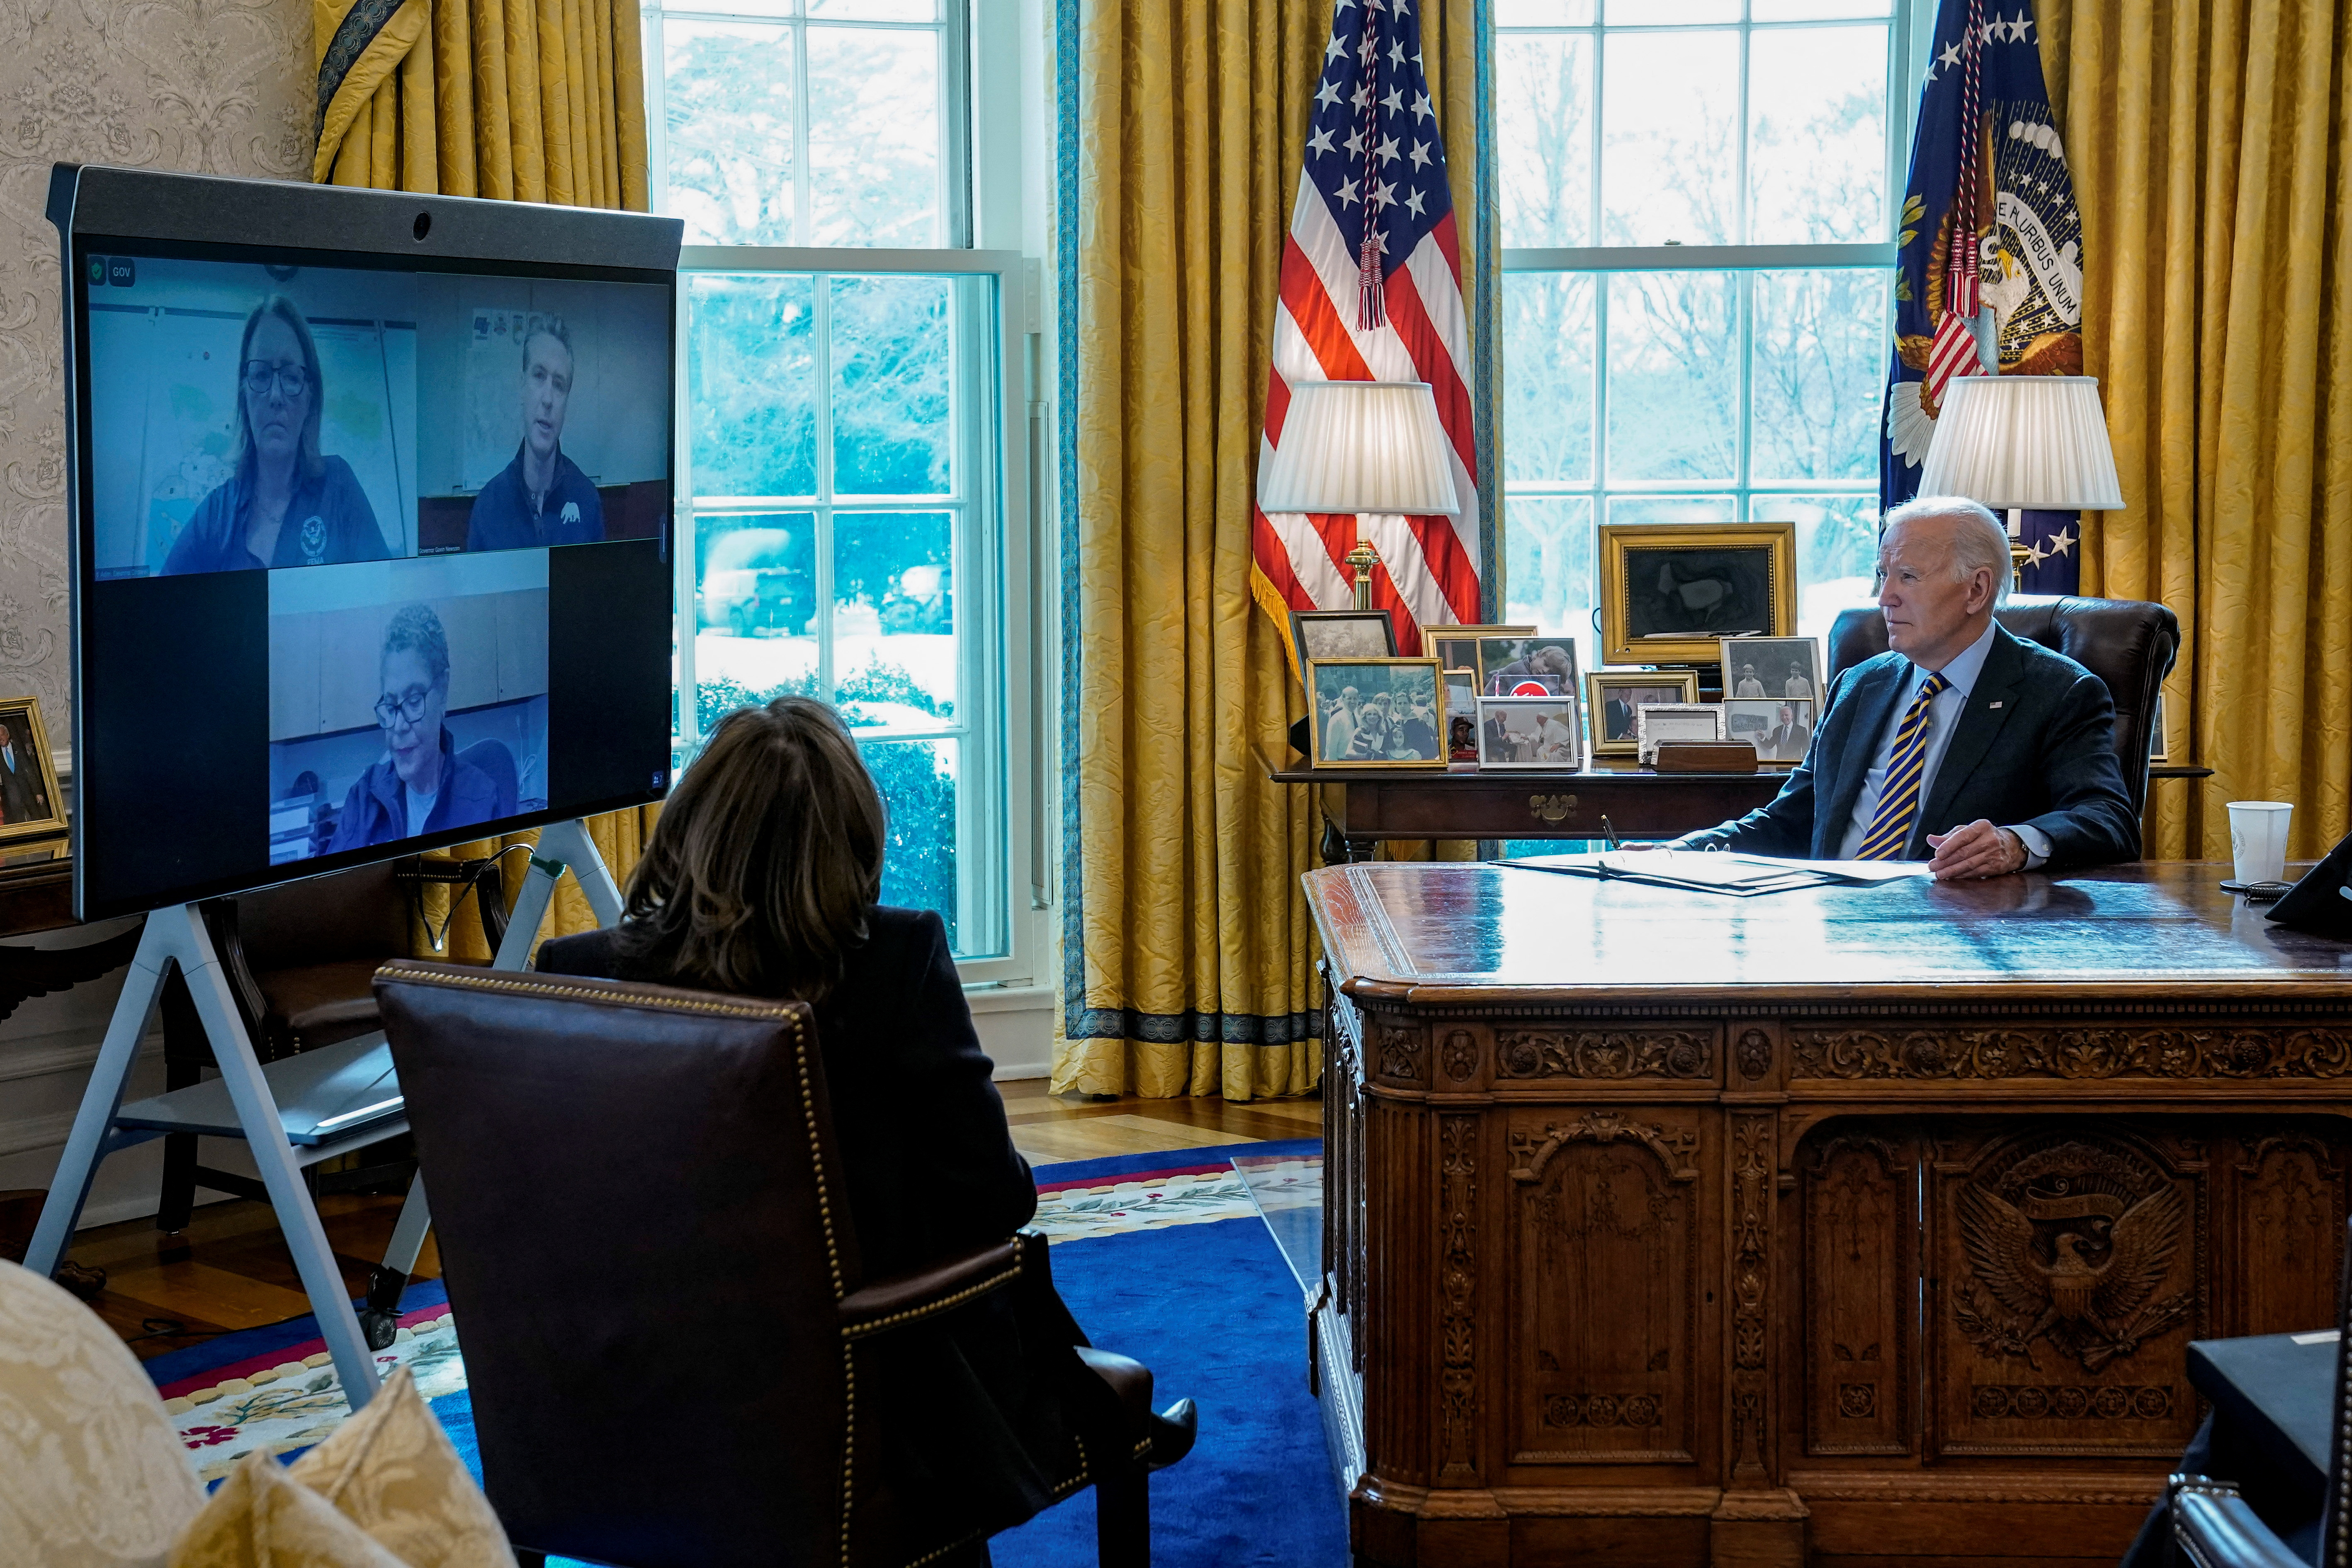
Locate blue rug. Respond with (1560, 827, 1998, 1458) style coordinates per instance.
(152, 1145, 1349, 1567)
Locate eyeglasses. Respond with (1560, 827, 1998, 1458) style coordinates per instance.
(374, 685, 436, 727)
(241, 361, 311, 399)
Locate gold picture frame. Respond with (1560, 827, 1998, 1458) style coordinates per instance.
(1425, 623, 1535, 677)
(1585, 669, 1701, 760)
(0, 696, 66, 844)
(1600, 522, 1797, 665)
(1305, 657, 1449, 769)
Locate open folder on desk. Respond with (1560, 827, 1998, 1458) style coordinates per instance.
(1505, 850, 1934, 897)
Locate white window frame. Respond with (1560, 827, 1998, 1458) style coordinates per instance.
(1499, 0, 1932, 620)
(643, 0, 1043, 986)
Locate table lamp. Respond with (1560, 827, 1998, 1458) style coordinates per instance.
(1914, 374, 2124, 588)
(1257, 380, 1462, 609)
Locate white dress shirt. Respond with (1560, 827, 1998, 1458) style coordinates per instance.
(1834, 620, 2053, 866)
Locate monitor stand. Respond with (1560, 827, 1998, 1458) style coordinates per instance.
(22, 817, 623, 1408)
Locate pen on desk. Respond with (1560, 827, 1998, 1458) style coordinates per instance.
(1601, 815, 1622, 851)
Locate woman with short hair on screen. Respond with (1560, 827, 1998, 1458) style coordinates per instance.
(320, 604, 512, 854)
(163, 294, 391, 575)
(535, 696, 1194, 1561)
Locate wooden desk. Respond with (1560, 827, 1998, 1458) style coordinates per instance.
(1304, 860, 2351, 1567)
(1270, 762, 2215, 863)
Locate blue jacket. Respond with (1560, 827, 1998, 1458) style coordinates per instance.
(464, 443, 605, 551)
(1678, 622, 2142, 868)
(323, 729, 512, 855)
(164, 455, 390, 574)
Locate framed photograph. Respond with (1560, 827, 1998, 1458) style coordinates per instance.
(1446, 711, 1480, 763)
(1634, 703, 1727, 766)
(1475, 634, 1580, 696)
(0, 697, 65, 844)
(1443, 671, 1478, 724)
(1725, 698, 1816, 764)
(1718, 636, 1822, 705)
(1600, 522, 1797, 664)
(1427, 623, 1535, 677)
(1289, 609, 1396, 687)
(1306, 657, 1448, 768)
(1586, 669, 1702, 759)
(1477, 696, 1583, 770)
(2150, 691, 2170, 763)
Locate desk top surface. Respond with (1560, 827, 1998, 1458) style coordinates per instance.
(1305, 859, 2352, 1002)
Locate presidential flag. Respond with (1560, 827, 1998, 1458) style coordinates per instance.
(1881, 0, 2087, 593)
(1251, 0, 1482, 662)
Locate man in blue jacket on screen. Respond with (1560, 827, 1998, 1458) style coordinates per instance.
(464, 316, 605, 552)
(1671, 496, 2140, 878)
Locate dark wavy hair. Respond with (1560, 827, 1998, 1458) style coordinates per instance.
(612, 696, 886, 1001)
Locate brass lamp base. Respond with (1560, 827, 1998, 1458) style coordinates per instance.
(1346, 537, 1383, 611)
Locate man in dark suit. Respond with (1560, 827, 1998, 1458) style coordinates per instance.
(1675, 498, 2139, 877)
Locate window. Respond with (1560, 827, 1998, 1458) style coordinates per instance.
(1498, 0, 1915, 654)
(646, 0, 1034, 973)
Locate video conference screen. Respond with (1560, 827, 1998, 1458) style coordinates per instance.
(70, 239, 675, 918)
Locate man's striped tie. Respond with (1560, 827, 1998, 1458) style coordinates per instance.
(1855, 672, 1951, 861)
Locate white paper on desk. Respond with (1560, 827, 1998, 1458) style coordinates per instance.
(1723, 855, 1934, 883)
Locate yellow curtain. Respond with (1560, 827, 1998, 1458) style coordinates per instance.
(311, 0, 657, 959)
(2040, 0, 2352, 860)
(311, 0, 648, 206)
(1054, 0, 1488, 1099)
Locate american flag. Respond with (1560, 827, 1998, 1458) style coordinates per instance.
(1251, 0, 1481, 659)
(1922, 0, 1990, 406)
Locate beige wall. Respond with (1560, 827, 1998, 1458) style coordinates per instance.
(0, 0, 313, 736)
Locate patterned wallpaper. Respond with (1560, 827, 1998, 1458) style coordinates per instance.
(0, 0, 311, 734)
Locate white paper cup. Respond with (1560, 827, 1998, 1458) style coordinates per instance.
(2227, 801, 2293, 885)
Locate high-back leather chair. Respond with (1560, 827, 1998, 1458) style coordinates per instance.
(1827, 595, 2180, 817)
(374, 960, 1172, 1568)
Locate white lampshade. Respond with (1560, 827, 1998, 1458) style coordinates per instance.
(1257, 380, 1461, 516)
(1916, 374, 2125, 513)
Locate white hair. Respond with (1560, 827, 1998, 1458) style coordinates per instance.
(1881, 495, 2011, 605)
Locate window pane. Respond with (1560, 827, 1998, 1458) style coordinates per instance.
(809, 0, 935, 15)
(1752, 0, 1890, 18)
(1748, 25, 1888, 244)
(1502, 495, 1596, 662)
(829, 274, 953, 496)
(1499, 0, 1596, 23)
(806, 27, 943, 247)
(1499, 34, 1593, 248)
(834, 509, 956, 729)
(694, 511, 818, 702)
(1748, 270, 1885, 482)
(688, 274, 817, 498)
(1503, 273, 1596, 483)
(1606, 496, 1734, 525)
(1749, 493, 1881, 637)
(1606, 272, 1738, 482)
(1606, 0, 1737, 19)
(1601, 30, 1736, 244)
(661, 21, 797, 246)
(862, 735, 959, 943)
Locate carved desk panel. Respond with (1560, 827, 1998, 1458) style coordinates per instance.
(1304, 861, 2352, 1568)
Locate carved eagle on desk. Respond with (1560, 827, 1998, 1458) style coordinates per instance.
(1956, 1181, 2191, 1374)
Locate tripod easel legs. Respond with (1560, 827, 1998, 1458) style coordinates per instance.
(27, 904, 384, 1404)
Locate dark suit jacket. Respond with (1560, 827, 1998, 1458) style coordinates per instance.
(536, 907, 1072, 1555)
(1679, 622, 2141, 867)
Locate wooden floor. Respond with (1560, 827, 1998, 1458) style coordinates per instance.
(41, 1082, 1320, 1360)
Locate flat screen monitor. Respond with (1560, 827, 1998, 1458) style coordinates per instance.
(51, 165, 683, 920)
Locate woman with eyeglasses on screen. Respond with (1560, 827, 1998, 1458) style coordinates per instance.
(163, 294, 391, 575)
(317, 604, 515, 856)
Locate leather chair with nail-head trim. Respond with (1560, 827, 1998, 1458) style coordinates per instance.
(1829, 594, 2180, 820)
(374, 960, 1173, 1568)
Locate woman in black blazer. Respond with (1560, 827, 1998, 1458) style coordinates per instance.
(536, 696, 1189, 1564)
